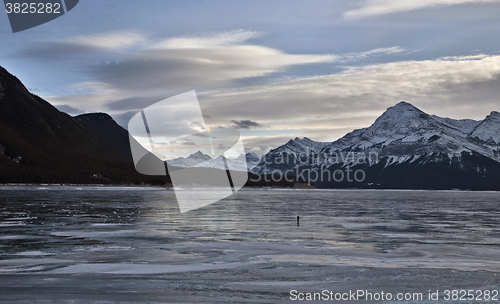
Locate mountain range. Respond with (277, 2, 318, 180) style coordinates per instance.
(2, 64, 500, 190)
(0, 66, 296, 187)
(167, 151, 260, 171)
(253, 101, 500, 190)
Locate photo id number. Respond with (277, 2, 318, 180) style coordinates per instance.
(5, 3, 61, 14)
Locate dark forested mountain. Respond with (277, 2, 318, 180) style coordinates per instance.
(75, 113, 133, 160)
(0, 66, 167, 185)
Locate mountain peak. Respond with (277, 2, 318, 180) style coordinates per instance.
(290, 137, 314, 144)
(336, 101, 437, 144)
(389, 101, 421, 111)
(394, 101, 414, 107)
(377, 101, 425, 123)
(191, 151, 212, 159)
(487, 111, 500, 119)
(286, 137, 316, 147)
(246, 151, 259, 157)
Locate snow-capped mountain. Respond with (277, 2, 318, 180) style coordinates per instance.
(166, 151, 213, 168)
(161, 101, 500, 189)
(269, 137, 328, 155)
(236, 151, 261, 170)
(321, 101, 500, 164)
(252, 101, 500, 190)
(167, 151, 261, 172)
(251, 137, 329, 174)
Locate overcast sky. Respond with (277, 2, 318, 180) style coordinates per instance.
(2, 0, 500, 154)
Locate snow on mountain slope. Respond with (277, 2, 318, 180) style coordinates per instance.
(167, 151, 261, 172)
(237, 151, 261, 170)
(270, 137, 328, 155)
(431, 116, 478, 136)
(167, 102, 500, 177)
(329, 101, 443, 150)
(253, 101, 500, 174)
(468, 111, 500, 144)
(322, 102, 500, 163)
(252, 137, 329, 174)
(166, 151, 213, 168)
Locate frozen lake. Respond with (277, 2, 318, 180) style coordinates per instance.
(1, 187, 500, 303)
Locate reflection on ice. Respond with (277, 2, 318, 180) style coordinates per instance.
(1, 188, 500, 302)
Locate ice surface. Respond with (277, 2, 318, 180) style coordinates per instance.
(1, 188, 500, 303)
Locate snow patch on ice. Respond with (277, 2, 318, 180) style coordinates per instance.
(48, 261, 264, 274)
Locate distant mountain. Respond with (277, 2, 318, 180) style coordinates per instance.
(167, 151, 261, 171)
(252, 137, 328, 174)
(0, 66, 167, 185)
(238, 151, 261, 170)
(253, 101, 500, 190)
(167, 151, 213, 168)
(269, 137, 327, 156)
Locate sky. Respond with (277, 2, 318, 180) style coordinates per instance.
(2, 0, 500, 155)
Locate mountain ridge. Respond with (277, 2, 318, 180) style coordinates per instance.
(252, 101, 500, 190)
(167, 150, 261, 171)
(0, 66, 168, 185)
(3, 63, 500, 190)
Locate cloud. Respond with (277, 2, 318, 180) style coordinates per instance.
(42, 30, 500, 154)
(153, 29, 262, 49)
(217, 143, 229, 150)
(52, 52, 500, 153)
(197, 53, 500, 151)
(55, 104, 86, 115)
(231, 120, 262, 129)
(45, 81, 122, 112)
(180, 138, 197, 146)
(43, 27, 500, 153)
(339, 46, 409, 61)
(344, 0, 500, 18)
(111, 111, 139, 129)
(17, 31, 146, 58)
(68, 31, 146, 50)
(89, 45, 337, 93)
(90, 40, 406, 93)
(105, 95, 167, 111)
(44, 30, 405, 116)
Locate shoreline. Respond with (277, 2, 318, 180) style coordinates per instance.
(0, 183, 499, 193)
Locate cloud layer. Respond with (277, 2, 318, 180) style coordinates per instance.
(231, 120, 262, 129)
(46, 30, 407, 114)
(41, 30, 500, 155)
(197, 53, 500, 153)
(344, 0, 500, 18)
